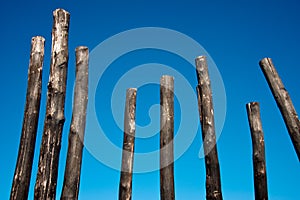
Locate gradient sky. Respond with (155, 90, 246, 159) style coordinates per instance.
(1, 0, 300, 199)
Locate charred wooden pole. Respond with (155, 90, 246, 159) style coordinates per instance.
(259, 58, 300, 161)
(160, 75, 175, 200)
(119, 88, 137, 200)
(195, 56, 223, 200)
(34, 9, 70, 199)
(10, 36, 45, 200)
(246, 102, 268, 200)
(61, 46, 89, 200)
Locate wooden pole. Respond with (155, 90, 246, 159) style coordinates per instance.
(259, 58, 300, 161)
(160, 75, 175, 200)
(195, 56, 223, 200)
(119, 88, 137, 200)
(34, 9, 70, 199)
(61, 46, 89, 200)
(10, 36, 45, 200)
(246, 102, 268, 200)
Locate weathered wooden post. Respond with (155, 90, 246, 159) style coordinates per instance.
(160, 75, 175, 200)
(34, 9, 70, 199)
(119, 88, 137, 200)
(195, 56, 223, 200)
(61, 46, 89, 200)
(246, 102, 268, 200)
(10, 36, 45, 200)
(259, 58, 300, 161)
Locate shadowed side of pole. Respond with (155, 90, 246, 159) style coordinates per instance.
(246, 102, 268, 200)
(259, 58, 300, 161)
(119, 88, 137, 200)
(61, 46, 89, 200)
(34, 8, 70, 199)
(160, 75, 175, 200)
(195, 56, 223, 200)
(10, 36, 45, 200)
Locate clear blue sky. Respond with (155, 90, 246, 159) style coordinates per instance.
(1, 0, 299, 199)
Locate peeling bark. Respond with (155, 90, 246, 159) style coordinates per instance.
(246, 102, 268, 200)
(119, 88, 137, 200)
(195, 56, 223, 200)
(259, 58, 300, 161)
(10, 36, 45, 200)
(160, 75, 175, 200)
(61, 46, 89, 200)
(34, 9, 70, 200)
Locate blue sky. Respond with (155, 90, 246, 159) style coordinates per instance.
(1, 0, 300, 199)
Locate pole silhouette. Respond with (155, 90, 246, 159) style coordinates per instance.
(259, 58, 300, 161)
(34, 8, 70, 199)
(196, 56, 223, 200)
(246, 102, 268, 200)
(160, 75, 175, 200)
(61, 46, 89, 199)
(10, 36, 45, 200)
(119, 88, 137, 200)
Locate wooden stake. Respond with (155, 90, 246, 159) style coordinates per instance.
(34, 9, 70, 199)
(246, 102, 268, 200)
(160, 75, 175, 200)
(119, 88, 137, 200)
(10, 36, 45, 200)
(196, 56, 223, 200)
(61, 46, 89, 200)
(259, 58, 300, 161)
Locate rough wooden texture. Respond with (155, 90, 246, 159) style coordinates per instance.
(246, 102, 268, 200)
(61, 46, 89, 200)
(10, 36, 45, 200)
(195, 56, 223, 200)
(259, 58, 300, 161)
(119, 88, 137, 200)
(160, 75, 175, 200)
(34, 9, 70, 199)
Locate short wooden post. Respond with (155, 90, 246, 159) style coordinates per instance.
(246, 102, 268, 200)
(10, 36, 45, 200)
(195, 56, 223, 200)
(34, 9, 70, 199)
(61, 46, 89, 200)
(160, 75, 175, 200)
(259, 58, 300, 161)
(119, 88, 137, 200)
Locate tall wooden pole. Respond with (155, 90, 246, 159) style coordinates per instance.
(259, 58, 300, 161)
(195, 56, 223, 200)
(119, 88, 137, 200)
(61, 46, 89, 200)
(34, 9, 70, 199)
(246, 102, 268, 200)
(10, 36, 45, 200)
(160, 75, 175, 200)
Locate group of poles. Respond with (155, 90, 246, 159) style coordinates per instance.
(10, 8, 300, 200)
